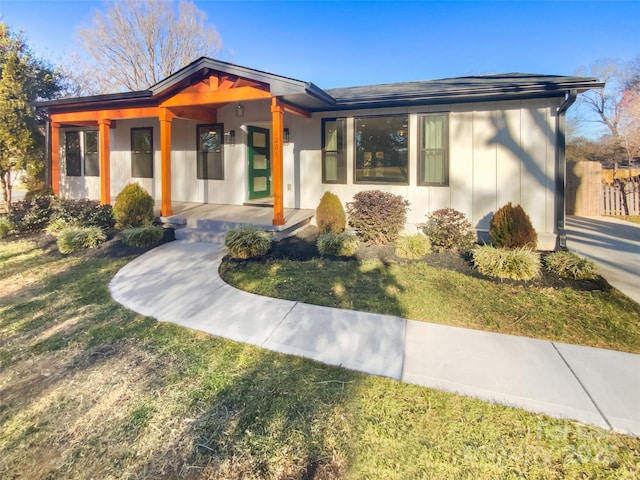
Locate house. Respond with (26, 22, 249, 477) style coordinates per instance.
(35, 57, 602, 249)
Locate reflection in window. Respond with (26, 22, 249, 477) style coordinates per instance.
(65, 131, 81, 177)
(197, 124, 224, 180)
(322, 118, 346, 184)
(419, 114, 448, 186)
(131, 128, 153, 178)
(355, 115, 408, 184)
(84, 131, 99, 177)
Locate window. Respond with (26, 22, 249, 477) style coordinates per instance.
(131, 128, 153, 178)
(322, 118, 346, 184)
(83, 131, 99, 177)
(419, 114, 448, 186)
(65, 131, 81, 177)
(197, 124, 224, 180)
(355, 115, 408, 184)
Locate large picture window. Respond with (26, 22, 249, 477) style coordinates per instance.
(65, 131, 81, 177)
(355, 115, 408, 184)
(131, 127, 153, 178)
(419, 114, 448, 186)
(197, 124, 224, 180)
(322, 118, 346, 184)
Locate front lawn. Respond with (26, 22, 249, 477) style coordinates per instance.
(1, 234, 639, 479)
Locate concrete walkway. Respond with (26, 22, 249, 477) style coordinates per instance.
(566, 215, 640, 305)
(109, 241, 640, 437)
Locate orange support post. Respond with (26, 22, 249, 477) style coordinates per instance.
(271, 97, 285, 226)
(160, 109, 173, 216)
(98, 119, 111, 205)
(51, 122, 60, 195)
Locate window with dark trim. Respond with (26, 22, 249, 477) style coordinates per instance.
(131, 127, 153, 178)
(197, 123, 224, 180)
(419, 114, 448, 186)
(322, 118, 346, 184)
(355, 115, 408, 184)
(65, 131, 81, 177)
(83, 131, 99, 177)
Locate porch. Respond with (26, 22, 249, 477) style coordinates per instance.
(157, 202, 315, 243)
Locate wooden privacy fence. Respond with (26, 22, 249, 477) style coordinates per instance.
(602, 182, 640, 216)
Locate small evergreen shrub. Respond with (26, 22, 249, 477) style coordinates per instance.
(317, 231, 359, 257)
(544, 251, 598, 279)
(472, 245, 541, 281)
(113, 183, 154, 229)
(121, 225, 164, 247)
(315, 192, 346, 234)
(57, 226, 106, 254)
(421, 208, 475, 252)
(225, 225, 272, 259)
(346, 190, 410, 245)
(45, 218, 70, 236)
(395, 234, 432, 259)
(489, 202, 538, 250)
(8, 195, 55, 232)
(0, 216, 13, 238)
(51, 198, 115, 231)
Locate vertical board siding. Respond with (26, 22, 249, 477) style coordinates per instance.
(471, 107, 498, 231)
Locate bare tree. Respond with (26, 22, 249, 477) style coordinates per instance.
(76, 0, 222, 93)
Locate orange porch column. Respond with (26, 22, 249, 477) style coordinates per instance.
(98, 119, 111, 205)
(159, 108, 174, 216)
(271, 97, 285, 226)
(51, 122, 61, 195)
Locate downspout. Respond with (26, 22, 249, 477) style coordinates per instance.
(555, 89, 577, 250)
(43, 110, 51, 191)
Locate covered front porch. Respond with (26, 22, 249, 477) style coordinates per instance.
(158, 202, 315, 242)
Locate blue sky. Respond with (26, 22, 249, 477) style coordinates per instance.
(1, 0, 638, 89)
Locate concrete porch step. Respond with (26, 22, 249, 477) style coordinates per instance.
(174, 228, 227, 244)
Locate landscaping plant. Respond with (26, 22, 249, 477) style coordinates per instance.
(489, 202, 538, 250)
(395, 234, 432, 259)
(225, 225, 272, 259)
(472, 245, 541, 281)
(421, 208, 475, 252)
(315, 191, 346, 233)
(0, 215, 13, 238)
(121, 225, 164, 247)
(346, 190, 410, 245)
(544, 251, 599, 279)
(50, 197, 115, 231)
(317, 231, 359, 256)
(113, 183, 154, 229)
(57, 226, 107, 254)
(7, 195, 55, 232)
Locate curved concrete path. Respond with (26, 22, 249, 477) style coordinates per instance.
(566, 215, 640, 305)
(109, 241, 640, 437)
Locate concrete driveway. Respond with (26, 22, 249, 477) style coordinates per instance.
(566, 216, 640, 305)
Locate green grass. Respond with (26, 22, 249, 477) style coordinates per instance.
(220, 257, 640, 354)
(1, 237, 639, 478)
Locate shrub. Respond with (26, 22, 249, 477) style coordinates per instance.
(113, 183, 154, 229)
(315, 192, 346, 234)
(395, 234, 432, 259)
(420, 208, 475, 252)
(8, 195, 55, 232)
(317, 231, 359, 257)
(0, 216, 13, 238)
(45, 218, 71, 236)
(346, 190, 410, 245)
(225, 225, 272, 259)
(472, 245, 541, 281)
(489, 202, 538, 250)
(50, 198, 115, 231)
(57, 226, 106, 254)
(544, 251, 598, 279)
(121, 225, 164, 247)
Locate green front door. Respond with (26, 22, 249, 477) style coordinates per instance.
(248, 126, 271, 200)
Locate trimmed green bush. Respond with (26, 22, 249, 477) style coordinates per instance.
(45, 218, 70, 236)
(421, 208, 475, 252)
(489, 202, 538, 250)
(472, 245, 541, 281)
(395, 234, 432, 259)
(57, 226, 106, 254)
(315, 192, 346, 234)
(8, 195, 55, 232)
(544, 251, 598, 279)
(50, 198, 115, 231)
(225, 225, 272, 259)
(346, 190, 410, 245)
(0, 216, 13, 238)
(113, 183, 154, 229)
(121, 225, 164, 247)
(317, 231, 359, 257)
